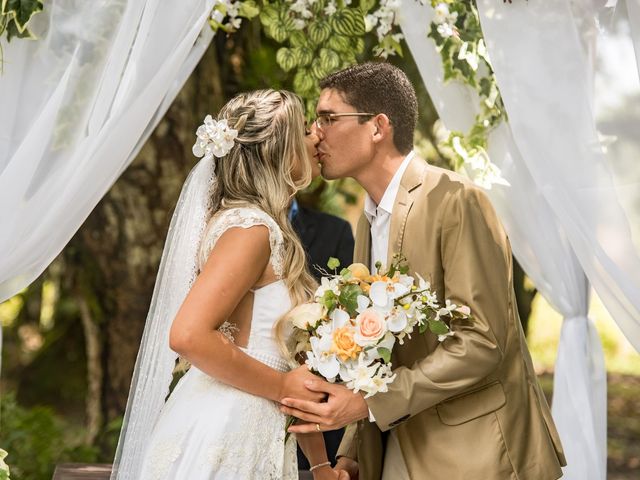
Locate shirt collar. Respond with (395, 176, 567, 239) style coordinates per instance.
(364, 150, 415, 224)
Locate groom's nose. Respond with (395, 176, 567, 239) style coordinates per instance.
(311, 121, 324, 140)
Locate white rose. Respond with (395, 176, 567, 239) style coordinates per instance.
(289, 302, 326, 330)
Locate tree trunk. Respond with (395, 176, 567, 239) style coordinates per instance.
(68, 40, 228, 436)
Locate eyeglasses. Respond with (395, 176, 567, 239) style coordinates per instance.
(313, 112, 375, 129)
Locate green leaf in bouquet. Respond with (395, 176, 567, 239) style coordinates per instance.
(387, 263, 397, 278)
(419, 322, 428, 334)
(377, 347, 392, 363)
(339, 283, 363, 317)
(327, 257, 340, 270)
(340, 268, 352, 280)
(428, 319, 450, 335)
(320, 289, 338, 311)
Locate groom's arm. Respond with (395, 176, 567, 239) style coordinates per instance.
(366, 185, 511, 431)
(281, 186, 512, 434)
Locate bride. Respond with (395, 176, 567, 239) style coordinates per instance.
(110, 89, 346, 480)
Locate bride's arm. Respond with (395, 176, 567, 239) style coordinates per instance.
(297, 433, 338, 480)
(169, 225, 320, 403)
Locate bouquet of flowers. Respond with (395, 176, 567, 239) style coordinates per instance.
(288, 255, 472, 399)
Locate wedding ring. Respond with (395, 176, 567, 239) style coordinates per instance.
(315, 423, 321, 432)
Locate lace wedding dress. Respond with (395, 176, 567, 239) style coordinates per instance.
(137, 207, 298, 480)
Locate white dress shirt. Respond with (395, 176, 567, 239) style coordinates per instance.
(364, 151, 415, 272)
(363, 151, 415, 480)
(362, 151, 414, 424)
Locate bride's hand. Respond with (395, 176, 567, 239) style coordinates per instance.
(311, 465, 350, 480)
(279, 365, 326, 403)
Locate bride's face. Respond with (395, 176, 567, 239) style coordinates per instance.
(305, 126, 321, 178)
(292, 128, 320, 182)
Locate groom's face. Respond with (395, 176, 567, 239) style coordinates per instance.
(313, 88, 376, 180)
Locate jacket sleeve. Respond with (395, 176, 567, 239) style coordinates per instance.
(366, 186, 511, 431)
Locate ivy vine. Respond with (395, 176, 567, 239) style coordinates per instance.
(0, 0, 43, 71)
(1, 0, 508, 187)
(207, 0, 507, 187)
(426, 0, 508, 188)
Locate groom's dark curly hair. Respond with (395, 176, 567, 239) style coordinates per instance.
(319, 62, 418, 154)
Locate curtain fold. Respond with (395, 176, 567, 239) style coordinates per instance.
(626, 0, 640, 80)
(0, 0, 215, 303)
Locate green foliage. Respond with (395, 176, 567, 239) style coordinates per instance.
(427, 1, 506, 184)
(0, 0, 42, 40)
(377, 346, 391, 363)
(319, 289, 338, 311)
(0, 449, 10, 480)
(0, 392, 98, 480)
(428, 318, 449, 335)
(0, 0, 43, 70)
(327, 257, 341, 270)
(256, 1, 374, 116)
(338, 282, 363, 317)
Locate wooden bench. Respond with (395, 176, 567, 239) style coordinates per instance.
(53, 463, 314, 479)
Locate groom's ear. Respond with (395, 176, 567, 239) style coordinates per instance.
(371, 113, 392, 145)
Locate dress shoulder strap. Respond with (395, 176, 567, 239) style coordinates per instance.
(198, 206, 285, 277)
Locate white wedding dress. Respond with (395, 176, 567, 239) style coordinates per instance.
(138, 207, 298, 480)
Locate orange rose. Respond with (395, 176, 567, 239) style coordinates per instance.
(332, 326, 362, 361)
(347, 263, 370, 281)
(354, 308, 387, 346)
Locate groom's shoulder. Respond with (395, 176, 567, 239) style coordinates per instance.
(417, 162, 481, 199)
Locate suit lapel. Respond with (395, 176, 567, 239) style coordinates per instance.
(354, 213, 371, 266)
(386, 157, 427, 264)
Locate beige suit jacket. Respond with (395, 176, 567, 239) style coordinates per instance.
(337, 158, 566, 480)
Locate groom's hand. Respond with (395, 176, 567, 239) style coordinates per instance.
(279, 378, 369, 432)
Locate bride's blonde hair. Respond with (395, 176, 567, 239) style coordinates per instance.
(211, 89, 317, 337)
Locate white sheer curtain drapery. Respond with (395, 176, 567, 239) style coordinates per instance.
(399, 0, 640, 478)
(0, 0, 215, 304)
(626, 0, 640, 79)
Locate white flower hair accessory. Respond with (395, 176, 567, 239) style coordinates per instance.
(192, 115, 239, 161)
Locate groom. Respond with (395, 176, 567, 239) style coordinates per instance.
(281, 62, 566, 479)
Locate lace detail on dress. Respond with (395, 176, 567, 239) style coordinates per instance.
(218, 321, 239, 341)
(146, 368, 298, 479)
(147, 433, 186, 480)
(195, 381, 296, 479)
(198, 207, 285, 278)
